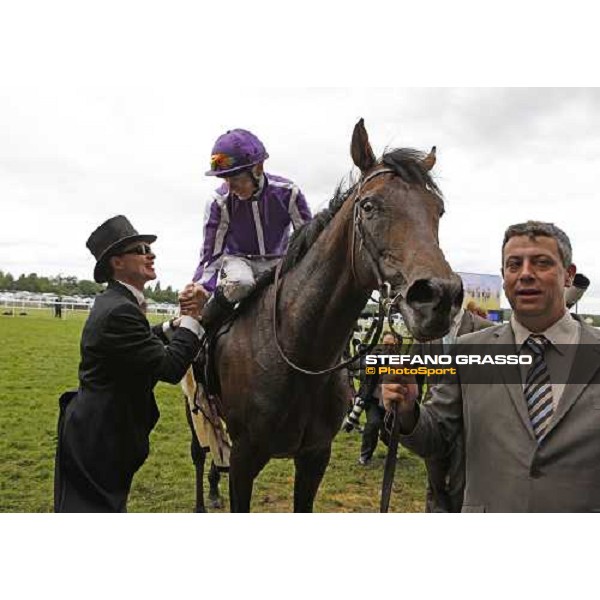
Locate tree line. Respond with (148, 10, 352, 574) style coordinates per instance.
(0, 270, 179, 303)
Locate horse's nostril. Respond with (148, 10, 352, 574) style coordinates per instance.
(406, 279, 436, 306)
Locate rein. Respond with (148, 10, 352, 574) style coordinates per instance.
(272, 168, 403, 376)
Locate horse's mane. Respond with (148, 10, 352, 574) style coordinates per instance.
(250, 147, 442, 296)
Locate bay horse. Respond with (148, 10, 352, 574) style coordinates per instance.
(191, 119, 463, 512)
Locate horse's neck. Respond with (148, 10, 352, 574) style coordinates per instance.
(278, 200, 370, 363)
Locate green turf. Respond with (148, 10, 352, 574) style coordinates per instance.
(0, 309, 426, 512)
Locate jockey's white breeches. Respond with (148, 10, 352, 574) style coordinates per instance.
(218, 256, 279, 303)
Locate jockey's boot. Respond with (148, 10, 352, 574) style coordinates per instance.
(201, 288, 236, 333)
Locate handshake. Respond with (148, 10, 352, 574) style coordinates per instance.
(178, 283, 210, 320)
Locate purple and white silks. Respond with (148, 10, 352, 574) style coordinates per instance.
(192, 173, 312, 292)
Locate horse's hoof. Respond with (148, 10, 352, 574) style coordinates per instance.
(208, 495, 223, 509)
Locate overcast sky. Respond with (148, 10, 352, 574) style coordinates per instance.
(4, 0, 600, 589)
(2, 6, 600, 312)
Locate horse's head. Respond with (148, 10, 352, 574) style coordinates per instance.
(349, 119, 463, 341)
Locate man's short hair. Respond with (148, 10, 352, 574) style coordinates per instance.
(105, 257, 116, 281)
(502, 221, 572, 268)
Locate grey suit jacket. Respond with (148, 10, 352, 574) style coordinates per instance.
(400, 321, 600, 512)
(413, 311, 494, 401)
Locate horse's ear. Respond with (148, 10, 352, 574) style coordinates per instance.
(422, 146, 437, 171)
(351, 118, 376, 173)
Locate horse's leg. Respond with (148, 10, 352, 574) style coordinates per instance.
(228, 439, 270, 513)
(293, 446, 332, 513)
(191, 437, 208, 513)
(185, 401, 208, 513)
(207, 461, 223, 509)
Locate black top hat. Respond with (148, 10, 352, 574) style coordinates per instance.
(87, 215, 157, 283)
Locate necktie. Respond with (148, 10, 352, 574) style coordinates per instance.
(524, 335, 554, 440)
(140, 299, 148, 314)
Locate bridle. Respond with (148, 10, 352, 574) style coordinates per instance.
(351, 168, 399, 294)
(272, 167, 405, 376)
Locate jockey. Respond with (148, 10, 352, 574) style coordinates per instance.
(193, 128, 312, 328)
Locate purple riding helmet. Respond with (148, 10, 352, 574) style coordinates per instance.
(205, 129, 269, 177)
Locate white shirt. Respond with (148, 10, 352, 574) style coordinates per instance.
(116, 280, 146, 306)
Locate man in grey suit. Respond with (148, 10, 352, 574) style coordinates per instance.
(413, 309, 493, 512)
(383, 220, 600, 512)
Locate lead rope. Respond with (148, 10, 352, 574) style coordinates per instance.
(380, 329, 404, 513)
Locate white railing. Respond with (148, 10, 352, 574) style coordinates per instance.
(0, 298, 178, 318)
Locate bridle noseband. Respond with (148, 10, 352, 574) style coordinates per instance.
(272, 167, 405, 376)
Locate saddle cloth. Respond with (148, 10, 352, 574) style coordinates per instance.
(181, 368, 231, 469)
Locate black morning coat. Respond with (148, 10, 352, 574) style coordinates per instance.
(54, 281, 201, 512)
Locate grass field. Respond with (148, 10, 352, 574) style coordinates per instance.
(0, 309, 427, 512)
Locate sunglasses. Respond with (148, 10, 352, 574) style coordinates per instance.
(120, 244, 154, 256)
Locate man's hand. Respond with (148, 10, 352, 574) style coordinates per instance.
(179, 283, 209, 319)
(382, 375, 419, 431)
(382, 376, 418, 412)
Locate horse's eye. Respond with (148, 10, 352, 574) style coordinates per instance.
(361, 200, 374, 213)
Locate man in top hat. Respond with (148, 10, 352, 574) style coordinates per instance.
(54, 215, 208, 512)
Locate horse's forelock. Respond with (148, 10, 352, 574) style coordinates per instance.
(382, 147, 443, 199)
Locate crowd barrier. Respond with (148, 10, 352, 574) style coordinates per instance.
(0, 298, 178, 318)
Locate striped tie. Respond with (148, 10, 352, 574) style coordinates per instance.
(524, 335, 554, 440)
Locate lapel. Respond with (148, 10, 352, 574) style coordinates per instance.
(109, 280, 138, 303)
(544, 323, 600, 437)
(108, 281, 148, 319)
(493, 323, 536, 440)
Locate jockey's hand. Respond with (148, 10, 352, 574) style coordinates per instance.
(179, 283, 200, 318)
(192, 283, 210, 304)
(179, 283, 209, 319)
(381, 374, 419, 415)
(179, 283, 195, 299)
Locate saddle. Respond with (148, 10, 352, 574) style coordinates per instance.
(196, 312, 237, 401)
(197, 282, 264, 396)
